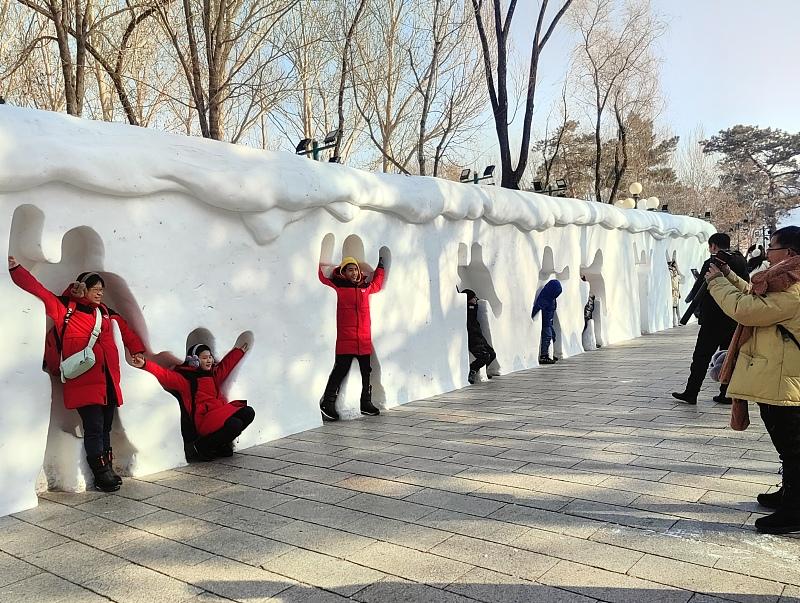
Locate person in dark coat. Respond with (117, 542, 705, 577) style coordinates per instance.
(318, 254, 385, 421)
(132, 341, 253, 461)
(461, 289, 497, 384)
(9, 256, 146, 492)
(532, 279, 562, 364)
(672, 233, 750, 405)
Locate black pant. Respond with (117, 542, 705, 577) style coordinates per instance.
(77, 404, 115, 457)
(324, 354, 371, 399)
(759, 404, 800, 498)
(684, 320, 736, 398)
(197, 406, 255, 451)
(469, 338, 496, 373)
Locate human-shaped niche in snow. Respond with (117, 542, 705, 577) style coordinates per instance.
(318, 233, 389, 418)
(581, 250, 607, 349)
(457, 242, 501, 377)
(634, 242, 654, 334)
(536, 246, 569, 360)
(7, 204, 149, 492)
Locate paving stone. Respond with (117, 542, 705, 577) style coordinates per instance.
(22, 540, 129, 583)
(0, 517, 69, 555)
(267, 519, 376, 557)
(403, 488, 505, 517)
(172, 555, 293, 601)
(107, 531, 214, 574)
(12, 499, 91, 528)
(346, 541, 474, 584)
(562, 499, 679, 531)
(203, 503, 296, 534)
(206, 483, 297, 510)
(344, 512, 452, 551)
(418, 508, 531, 545)
(217, 454, 294, 473)
(186, 526, 295, 566)
(115, 478, 175, 501)
(628, 554, 785, 603)
(0, 550, 42, 588)
(83, 562, 203, 602)
(264, 548, 384, 597)
(273, 464, 354, 485)
(126, 509, 219, 541)
(75, 493, 160, 522)
(393, 470, 484, 494)
(488, 503, 606, 539)
(272, 479, 358, 504)
(539, 559, 693, 603)
(145, 489, 234, 517)
(337, 492, 435, 523)
(0, 572, 109, 603)
(354, 578, 475, 603)
(270, 497, 364, 530)
(469, 482, 572, 512)
(264, 584, 353, 602)
(336, 475, 424, 498)
(445, 567, 598, 603)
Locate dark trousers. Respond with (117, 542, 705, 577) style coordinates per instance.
(469, 339, 496, 373)
(684, 320, 736, 398)
(77, 404, 115, 457)
(759, 403, 800, 499)
(540, 308, 556, 357)
(324, 354, 371, 399)
(197, 406, 255, 450)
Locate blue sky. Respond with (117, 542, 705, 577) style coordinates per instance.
(477, 0, 800, 165)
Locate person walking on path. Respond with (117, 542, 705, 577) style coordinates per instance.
(318, 254, 385, 421)
(132, 340, 254, 461)
(461, 289, 497, 384)
(706, 226, 800, 534)
(672, 233, 749, 405)
(8, 256, 146, 492)
(532, 279, 562, 365)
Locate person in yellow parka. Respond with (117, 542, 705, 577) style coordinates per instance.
(706, 225, 800, 535)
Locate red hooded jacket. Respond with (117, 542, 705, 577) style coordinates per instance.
(319, 265, 385, 355)
(11, 265, 146, 409)
(141, 348, 246, 437)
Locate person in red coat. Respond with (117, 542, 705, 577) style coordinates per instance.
(318, 254, 385, 421)
(8, 256, 146, 492)
(132, 340, 254, 461)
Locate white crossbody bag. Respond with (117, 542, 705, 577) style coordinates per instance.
(60, 308, 103, 383)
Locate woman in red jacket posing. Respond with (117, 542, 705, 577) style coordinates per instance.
(132, 340, 254, 461)
(318, 254, 385, 421)
(8, 256, 146, 492)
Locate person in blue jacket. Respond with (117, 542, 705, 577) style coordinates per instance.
(532, 280, 563, 364)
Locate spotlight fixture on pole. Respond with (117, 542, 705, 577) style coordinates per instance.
(294, 128, 342, 161)
(459, 165, 496, 185)
(531, 178, 567, 196)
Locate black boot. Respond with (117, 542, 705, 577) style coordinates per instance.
(757, 486, 784, 510)
(320, 394, 340, 422)
(360, 385, 380, 417)
(216, 442, 234, 457)
(87, 454, 120, 492)
(467, 369, 477, 384)
(755, 468, 800, 534)
(539, 355, 557, 365)
(103, 448, 123, 486)
(671, 390, 697, 405)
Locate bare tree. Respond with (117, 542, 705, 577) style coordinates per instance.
(470, 0, 574, 189)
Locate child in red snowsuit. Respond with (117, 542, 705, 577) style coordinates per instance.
(132, 341, 254, 461)
(318, 254, 385, 421)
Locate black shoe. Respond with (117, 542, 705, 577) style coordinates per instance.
(672, 391, 697, 405)
(103, 448, 123, 486)
(468, 370, 477, 384)
(192, 441, 215, 462)
(86, 455, 120, 492)
(215, 442, 234, 457)
(757, 486, 784, 510)
(539, 355, 557, 365)
(360, 385, 380, 416)
(320, 395, 340, 422)
(713, 394, 732, 404)
(754, 505, 800, 534)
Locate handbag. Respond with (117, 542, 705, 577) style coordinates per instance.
(59, 308, 103, 383)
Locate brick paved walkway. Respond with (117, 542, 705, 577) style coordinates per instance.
(2, 326, 799, 603)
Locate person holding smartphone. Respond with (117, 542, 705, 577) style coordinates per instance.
(672, 233, 749, 405)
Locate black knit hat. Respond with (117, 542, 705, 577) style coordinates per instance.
(461, 289, 477, 299)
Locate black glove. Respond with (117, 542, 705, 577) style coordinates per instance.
(377, 257, 384, 269)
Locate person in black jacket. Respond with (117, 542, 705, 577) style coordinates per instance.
(462, 289, 497, 384)
(672, 233, 750, 405)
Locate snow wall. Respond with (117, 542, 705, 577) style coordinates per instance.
(0, 107, 714, 517)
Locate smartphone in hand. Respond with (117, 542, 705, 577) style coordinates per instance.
(711, 249, 733, 267)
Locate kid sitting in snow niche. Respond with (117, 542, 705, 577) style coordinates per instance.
(318, 253, 385, 421)
(132, 338, 254, 461)
(532, 279, 562, 365)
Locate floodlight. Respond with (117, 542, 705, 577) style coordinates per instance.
(323, 128, 341, 145)
(483, 165, 495, 177)
(295, 138, 313, 154)
(533, 181, 544, 192)
(555, 178, 567, 189)
(329, 156, 341, 163)
(460, 169, 471, 182)
(704, 211, 712, 219)
(661, 204, 669, 212)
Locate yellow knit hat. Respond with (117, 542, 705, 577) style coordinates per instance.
(338, 256, 361, 276)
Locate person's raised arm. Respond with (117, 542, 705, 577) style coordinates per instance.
(366, 256, 385, 294)
(133, 357, 185, 391)
(214, 343, 247, 384)
(708, 276, 798, 327)
(8, 256, 65, 321)
(108, 309, 146, 361)
(318, 265, 335, 288)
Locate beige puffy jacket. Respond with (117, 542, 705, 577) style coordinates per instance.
(708, 271, 800, 406)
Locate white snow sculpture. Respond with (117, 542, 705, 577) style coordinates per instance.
(0, 107, 714, 516)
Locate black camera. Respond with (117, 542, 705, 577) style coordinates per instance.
(711, 249, 733, 267)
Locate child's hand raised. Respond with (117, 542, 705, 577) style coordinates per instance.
(8, 256, 19, 270)
(130, 353, 145, 368)
(238, 342, 249, 352)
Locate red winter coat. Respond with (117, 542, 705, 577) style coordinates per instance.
(142, 348, 246, 437)
(319, 265, 384, 355)
(11, 265, 146, 410)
